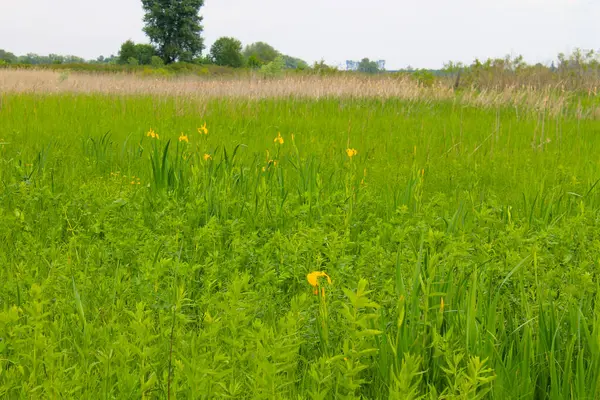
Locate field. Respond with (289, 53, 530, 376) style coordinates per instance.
(1, 70, 600, 399)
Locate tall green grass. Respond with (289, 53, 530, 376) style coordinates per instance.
(1, 93, 600, 398)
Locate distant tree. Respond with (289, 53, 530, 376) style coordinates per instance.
(49, 54, 65, 64)
(0, 49, 17, 64)
(210, 37, 244, 67)
(127, 57, 139, 66)
(243, 42, 279, 64)
(134, 44, 156, 65)
(18, 53, 44, 64)
(141, 0, 205, 63)
(119, 41, 156, 65)
(118, 40, 138, 64)
(358, 58, 380, 74)
(282, 55, 308, 70)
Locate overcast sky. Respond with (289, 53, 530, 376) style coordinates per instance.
(0, 0, 598, 69)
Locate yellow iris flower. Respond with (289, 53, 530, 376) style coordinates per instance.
(346, 148, 358, 158)
(274, 132, 284, 145)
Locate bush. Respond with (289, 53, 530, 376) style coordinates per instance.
(260, 55, 285, 78)
(247, 55, 262, 69)
(411, 69, 436, 87)
(151, 56, 164, 67)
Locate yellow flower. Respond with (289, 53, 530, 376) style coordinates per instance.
(274, 132, 284, 145)
(203, 153, 212, 161)
(198, 122, 208, 135)
(179, 133, 189, 143)
(146, 128, 159, 139)
(346, 148, 358, 158)
(307, 271, 332, 287)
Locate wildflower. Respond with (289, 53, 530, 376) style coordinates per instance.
(346, 148, 358, 158)
(179, 133, 189, 143)
(274, 132, 284, 145)
(307, 271, 332, 288)
(146, 128, 159, 139)
(203, 153, 212, 161)
(198, 122, 208, 135)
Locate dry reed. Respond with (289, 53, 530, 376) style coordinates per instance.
(0, 69, 594, 118)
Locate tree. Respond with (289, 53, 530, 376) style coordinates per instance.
(210, 37, 243, 68)
(118, 40, 156, 65)
(243, 42, 279, 64)
(141, 0, 205, 64)
(282, 55, 308, 70)
(134, 44, 156, 65)
(118, 40, 137, 64)
(0, 49, 17, 64)
(358, 58, 380, 74)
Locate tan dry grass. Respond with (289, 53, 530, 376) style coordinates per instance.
(0, 69, 583, 117)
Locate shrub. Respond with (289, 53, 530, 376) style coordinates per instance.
(151, 56, 164, 67)
(260, 55, 285, 78)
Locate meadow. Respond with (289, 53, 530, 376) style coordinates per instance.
(1, 71, 600, 399)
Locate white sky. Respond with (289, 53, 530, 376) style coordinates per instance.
(0, 0, 598, 69)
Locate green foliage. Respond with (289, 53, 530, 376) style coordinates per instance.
(119, 41, 156, 65)
(247, 54, 262, 69)
(141, 0, 205, 64)
(210, 37, 244, 68)
(282, 55, 308, 70)
(244, 41, 279, 64)
(310, 60, 339, 75)
(0, 49, 18, 64)
(411, 69, 436, 87)
(260, 55, 285, 77)
(134, 44, 156, 65)
(118, 40, 137, 65)
(150, 55, 164, 67)
(358, 58, 380, 74)
(1, 92, 600, 398)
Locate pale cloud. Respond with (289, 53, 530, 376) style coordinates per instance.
(0, 0, 598, 69)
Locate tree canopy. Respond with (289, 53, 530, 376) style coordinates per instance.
(358, 58, 380, 74)
(243, 42, 279, 64)
(210, 37, 244, 68)
(118, 41, 156, 65)
(141, 0, 205, 64)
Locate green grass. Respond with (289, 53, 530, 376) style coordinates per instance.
(1, 92, 600, 398)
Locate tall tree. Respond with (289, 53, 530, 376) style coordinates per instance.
(210, 37, 243, 68)
(141, 0, 205, 64)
